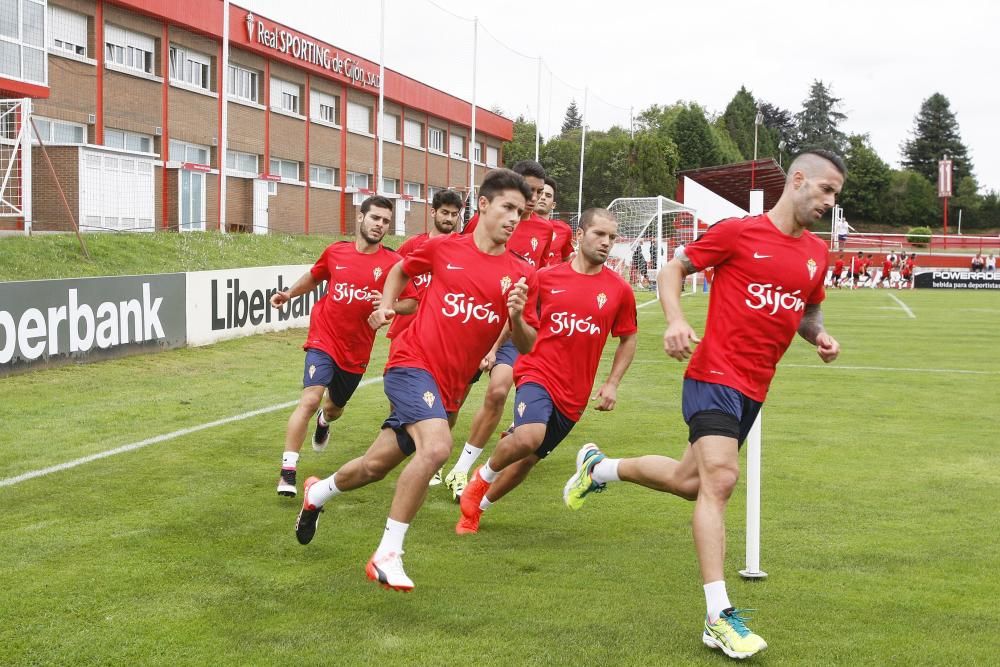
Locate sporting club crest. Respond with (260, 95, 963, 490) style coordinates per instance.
(531, 237, 539, 252)
(422, 391, 435, 408)
(517, 401, 526, 417)
(308, 364, 316, 379)
(806, 258, 817, 280)
(500, 275, 512, 293)
(373, 266, 383, 282)
(596, 292, 607, 310)
(245, 13, 255, 40)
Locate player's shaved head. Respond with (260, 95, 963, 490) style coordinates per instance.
(787, 150, 847, 183)
(579, 207, 617, 231)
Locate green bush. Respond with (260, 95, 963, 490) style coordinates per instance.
(907, 226, 932, 246)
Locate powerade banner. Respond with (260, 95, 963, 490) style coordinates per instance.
(0, 274, 187, 375)
(185, 265, 326, 346)
(914, 269, 1000, 290)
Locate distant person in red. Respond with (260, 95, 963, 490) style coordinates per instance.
(445, 160, 552, 502)
(971, 253, 985, 271)
(270, 196, 416, 498)
(863, 254, 875, 286)
(292, 168, 539, 592)
(832, 253, 845, 288)
(881, 255, 893, 287)
(560, 150, 845, 659)
(455, 208, 638, 535)
(851, 251, 864, 287)
(900, 253, 916, 288)
(535, 177, 574, 265)
(385, 188, 464, 341)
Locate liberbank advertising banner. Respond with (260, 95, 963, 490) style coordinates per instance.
(914, 269, 1000, 290)
(0, 274, 187, 375)
(185, 265, 325, 346)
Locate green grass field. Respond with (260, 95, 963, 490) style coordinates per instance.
(2, 288, 999, 665)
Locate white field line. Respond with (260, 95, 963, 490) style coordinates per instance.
(782, 363, 995, 375)
(886, 292, 916, 319)
(636, 290, 695, 310)
(0, 377, 384, 489)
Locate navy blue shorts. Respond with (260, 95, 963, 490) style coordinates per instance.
(303, 348, 363, 408)
(382, 367, 450, 456)
(494, 340, 519, 368)
(512, 382, 576, 459)
(681, 378, 762, 448)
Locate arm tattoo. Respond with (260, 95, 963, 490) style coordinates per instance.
(677, 251, 697, 276)
(798, 304, 825, 344)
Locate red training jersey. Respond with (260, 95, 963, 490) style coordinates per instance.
(304, 241, 404, 374)
(547, 219, 574, 265)
(882, 259, 893, 275)
(387, 234, 540, 411)
(683, 215, 828, 402)
(515, 262, 637, 421)
(386, 232, 435, 340)
(834, 259, 845, 275)
(464, 212, 553, 268)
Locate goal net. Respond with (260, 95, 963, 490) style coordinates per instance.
(569, 196, 699, 292)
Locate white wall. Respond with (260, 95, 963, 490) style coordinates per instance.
(682, 177, 747, 226)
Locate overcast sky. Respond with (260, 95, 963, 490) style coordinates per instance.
(245, 0, 999, 193)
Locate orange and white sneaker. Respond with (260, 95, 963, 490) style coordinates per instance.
(456, 468, 490, 534)
(294, 476, 323, 545)
(366, 551, 414, 591)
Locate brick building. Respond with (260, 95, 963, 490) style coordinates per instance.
(1, 0, 512, 235)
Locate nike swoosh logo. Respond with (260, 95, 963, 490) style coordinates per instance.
(753, 253, 771, 259)
(551, 289, 566, 294)
(335, 265, 348, 269)
(709, 370, 725, 375)
(446, 264, 464, 270)
(464, 449, 474, 456)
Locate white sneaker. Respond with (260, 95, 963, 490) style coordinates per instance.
(365, 551, 414, 591)
(428, 467, 443, 486)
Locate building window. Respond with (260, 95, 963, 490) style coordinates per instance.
(30, 116, 86, 144)
(105, 24, 155, 75)
(169, 139, 210, 165)
(48, 5, 87, 57)
(449, 134, 465, 159)
(269, 157, 299, 181)
(381, 112, 399, 141)
(310, 90, 340, 125)
(270, 77, 300, 115)
(310, 164, 338, 187)
(381, 177, 399, 195)
(404, 181, 423, 200)
(169, 45, 211, 90)
(474, 142, 484, 164)
(225, 150, 258, 176)
(404, 119, 424, 148)
(486, 145, 499, 168)
(427, 185, 442, 201)
(346, 170, 370, 191)
(105, 128, 154, 153)
(347, 101, 372, 134)
(428, 127, 445, 153)
(227, 63, 259, 104)
(0, 0, 45, 83)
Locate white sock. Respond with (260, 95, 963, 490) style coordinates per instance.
(375, 518, 409, 558)
(281, 451, 300, 469)
(479, 460, 500, 483)
(479, 496, 493, 511)
(591, 458, 620, 484)
(308, 472, 341, 507)
(453, 443, 484, 474)
(704, 580, 732, 623)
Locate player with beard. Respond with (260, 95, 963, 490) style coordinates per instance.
(562, 150, 845, 659)
(535, 177, 574, 265)
(444, 160, 552, 501)
(455, 208, 637, 534)
(271, 196, 415, 497)
(292, 169, 539, 591)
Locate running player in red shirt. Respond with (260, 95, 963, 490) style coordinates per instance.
(455, 207, 638, 534)
(270, 196, 415, 497)
(881, 256, 893, 287)
(443, 160, 552, 501)
(293, 169, 540, 591)
(832, 253, 845, 288)
(536, 177, 574, 265)
(562, 150, 845, 659)
(385, 188, 464, 341)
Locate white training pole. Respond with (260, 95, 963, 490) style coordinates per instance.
(468, 17, 478, 203)
(219, 0, 230, 232)
(376, 0, 385, 196)
(740, 410, 767, 579)
(534, 56, 541, 162)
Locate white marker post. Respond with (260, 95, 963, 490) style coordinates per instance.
(739, 410, 767, 579)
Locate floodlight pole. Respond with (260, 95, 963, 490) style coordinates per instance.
(534, 56, 541, 162)
(576, 86, 587, 221)
(219, 0, 229, 232)
(469, 17, 478, 207)
(376, 0, 385, 198)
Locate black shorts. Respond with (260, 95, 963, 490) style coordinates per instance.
(681, 379, 762, 448)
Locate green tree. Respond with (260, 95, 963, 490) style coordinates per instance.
(840, 134, 892, 222)
(667, 103, 723, 171)
(581, 129, 631, 208)
(795, 79, 847, 154)
(540, 130, 582, 213)
(882, 170, 938, 228)
(561, 100, 583, 134)
(501, 116, 538, 167)
(721, 86, 758, 160)
(900, 92, 974, 185)
(626, 132, 678, 199)
(759, 101, 798, 160)
(710, 119, 746, 164)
